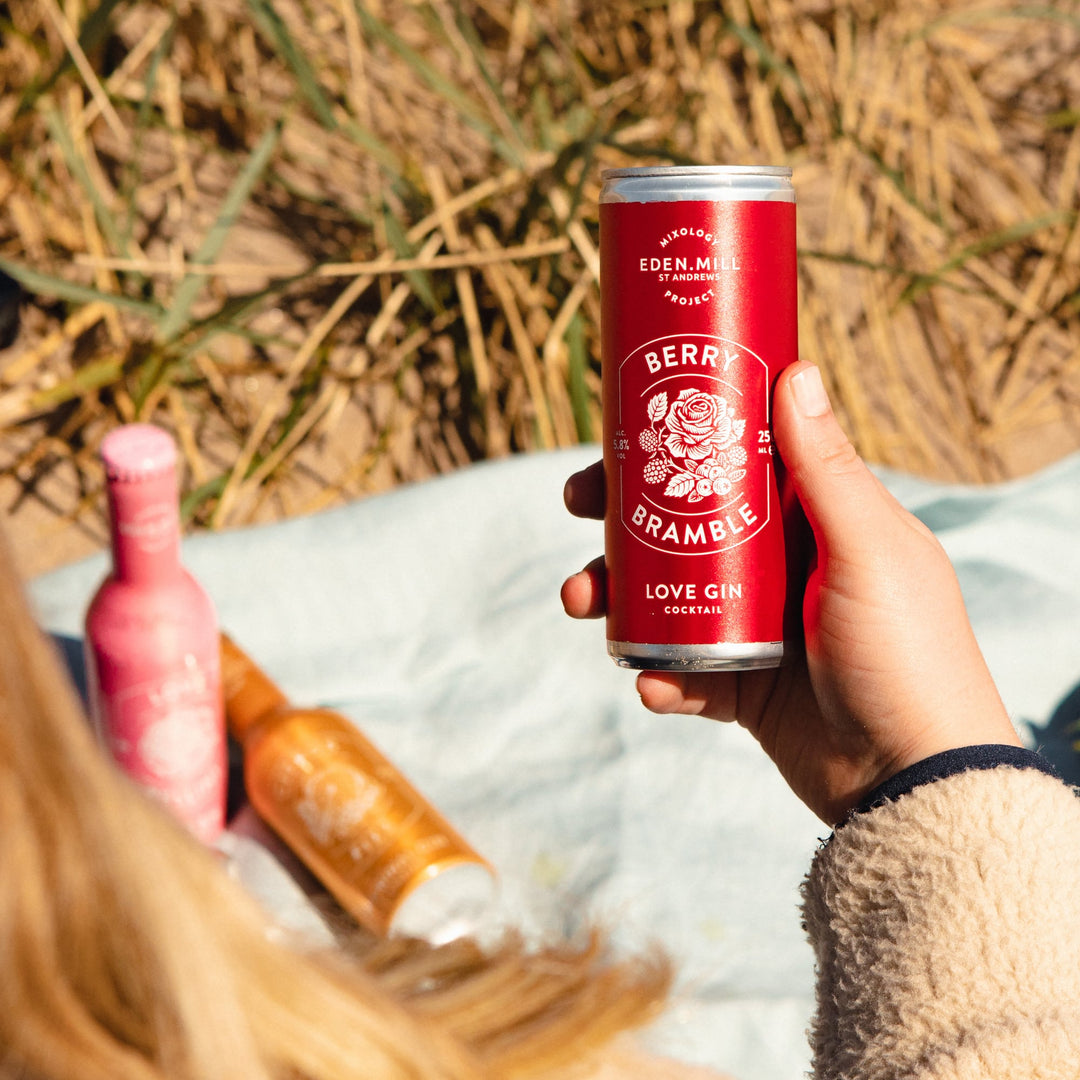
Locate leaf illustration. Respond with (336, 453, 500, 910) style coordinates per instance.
(688, 492, 703, 503)
(647, 392, 669, 422)
(665, 472, 695, 498)
(730, 469, 746, 482)
(732, 419, 746, 439)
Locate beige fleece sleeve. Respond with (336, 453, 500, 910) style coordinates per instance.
(801, 766, 1080, 1080)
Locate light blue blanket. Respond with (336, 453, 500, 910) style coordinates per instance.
(30, 446, 1080, 1080)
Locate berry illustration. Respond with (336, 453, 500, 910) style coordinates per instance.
(639, 429, 661, 453)
(643, 457, 668, 484)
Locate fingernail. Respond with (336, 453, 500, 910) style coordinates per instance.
(790, 365, 830, 418)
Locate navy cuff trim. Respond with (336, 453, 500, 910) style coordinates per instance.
(851, 744, 1060, 821)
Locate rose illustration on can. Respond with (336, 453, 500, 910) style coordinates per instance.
(639, 389, 748, 502)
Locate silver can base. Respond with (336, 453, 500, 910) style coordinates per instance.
(608, 640, 784, 672)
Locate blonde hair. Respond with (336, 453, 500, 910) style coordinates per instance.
(0, 525, 669, 1080)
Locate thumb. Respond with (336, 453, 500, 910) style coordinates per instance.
(772, 362, 900, 556)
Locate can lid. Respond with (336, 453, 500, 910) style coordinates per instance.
(100, 423, 178, 481)
(600, 164, 795, 204)
(601, 164, 793, 179)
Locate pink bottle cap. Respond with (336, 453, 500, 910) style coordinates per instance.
(100, 424, 177, 482)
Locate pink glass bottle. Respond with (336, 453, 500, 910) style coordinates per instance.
(84, 423, 226, 843)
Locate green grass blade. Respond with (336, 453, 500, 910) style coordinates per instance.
(179, 356, 325, 521)
(10, 0, 126, 126)
(43, 104, 128, 257)
(245, 0, 337, 129)
(1047, 108, 1080, 130)
(120, 14, 175, 256)
(0, 257, 164, 318)
(897, 210, 1075, 307)
(339, 117, 404, 175)
(180, 474, 228, 523)
(845, 132, 943, 227)
(799, 249, 913, 276)
(244, 0, 402, 173)
(176, 276, 307, 354)
(265, 167, 376, 228)
(382, 206, 440, 312)
(353, 2, 523, 166)
(27, 353, 125, 412)
(446, 1, 527, 147)
(155, 123, 281, 344)
(565, 310, 594, 442)
(909, 6, 1080, 42)
(726, 18, 805, 92)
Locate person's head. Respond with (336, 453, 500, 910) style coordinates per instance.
(0, 523, 667, 1079)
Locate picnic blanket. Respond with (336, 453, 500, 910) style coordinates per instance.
(30, 445, 1080, 1080)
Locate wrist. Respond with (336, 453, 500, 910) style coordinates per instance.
(862, 695, 1023, 808)
(849, 744, 1059, 823)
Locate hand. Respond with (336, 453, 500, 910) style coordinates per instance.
(562, 361, 1020, 824)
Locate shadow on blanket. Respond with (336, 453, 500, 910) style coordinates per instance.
(1042, 682, 1080, 787)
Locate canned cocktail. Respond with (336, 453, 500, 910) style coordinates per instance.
(600, 165, 803, 671)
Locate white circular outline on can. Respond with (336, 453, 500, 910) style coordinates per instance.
(615, 332, 772, 557)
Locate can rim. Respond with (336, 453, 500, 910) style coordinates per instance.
(602, 165, 792, 180)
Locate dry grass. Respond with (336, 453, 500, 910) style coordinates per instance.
(1, 0, 1079, 555)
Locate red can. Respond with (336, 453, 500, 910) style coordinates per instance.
(600, 165, 803, 670)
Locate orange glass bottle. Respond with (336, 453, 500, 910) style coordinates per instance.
(221, 634, 495, 940)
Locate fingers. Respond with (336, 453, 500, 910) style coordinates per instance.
(563, 460, 605, 520)
(636, 670, 738, 722)
(774, 361, 1019, 769)
(772, 362, 911, 557)
(560, 555, 607, 619)
(561, 462, 606, 617)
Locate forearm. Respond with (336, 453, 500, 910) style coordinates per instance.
(802, 761, 1080, 1079)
